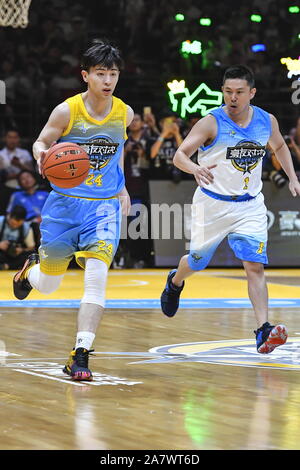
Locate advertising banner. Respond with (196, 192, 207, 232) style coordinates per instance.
(149, 180, 300, 267)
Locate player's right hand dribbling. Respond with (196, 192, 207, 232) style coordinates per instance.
(37, 151, 46, 178)
(193, 164, 217, 186)
(37, 142, 57, 178)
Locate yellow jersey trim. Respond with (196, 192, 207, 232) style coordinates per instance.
(78, 93, 116, 126)
(75, 251, 111, 269)
(61, 93, 127, 140)
(53, 190, 118, 201)
(40, 264, 70, 276)
(124, 108, 128, 140)
(61, 99, 75, 137)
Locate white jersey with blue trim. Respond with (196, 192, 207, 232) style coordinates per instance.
(197, 105, 271, 197)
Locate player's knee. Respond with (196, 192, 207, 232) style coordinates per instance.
(243, 260, 265, 276)
(38, 274, 63, 294)
(187, 252, 209, 271)
(81, 258, 108, 307)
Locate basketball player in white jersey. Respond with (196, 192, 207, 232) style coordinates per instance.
(161, 65, 300, 354)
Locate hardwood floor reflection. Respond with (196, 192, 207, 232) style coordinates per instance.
(0, 303, 300, 450)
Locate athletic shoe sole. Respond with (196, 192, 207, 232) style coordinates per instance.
(13, 257, 31, 284)
(13, 257, 33, 300)
(63, 365, 93, 381)
(257, 324, 288, 354)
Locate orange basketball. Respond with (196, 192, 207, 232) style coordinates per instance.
(43, 142, 90, 188)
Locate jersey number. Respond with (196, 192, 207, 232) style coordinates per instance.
(243, 177, 249, 190)
(85, 174, 103, 186)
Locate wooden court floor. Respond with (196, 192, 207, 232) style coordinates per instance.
(0, 268, 300, 450)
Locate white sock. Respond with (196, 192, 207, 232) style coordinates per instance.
(75, 331, 95, 351)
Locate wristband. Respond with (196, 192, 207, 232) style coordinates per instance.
(157, 136, 164, 142)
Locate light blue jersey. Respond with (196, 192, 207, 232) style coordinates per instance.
(54, 93, 127, 199)
(38, 93, 127, 274)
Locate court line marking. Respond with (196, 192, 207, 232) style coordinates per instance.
(1, 298, 300, 309)
(13, 368, 85, 386)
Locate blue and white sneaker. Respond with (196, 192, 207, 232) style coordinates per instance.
(160, 269, 185, 317)
(255, 322, 288, 354)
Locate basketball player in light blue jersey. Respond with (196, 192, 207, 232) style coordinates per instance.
(13, 41, 134, 380)
(161, 65, 300, 354)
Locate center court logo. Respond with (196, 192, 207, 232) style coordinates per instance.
(147, 338, 300, 370)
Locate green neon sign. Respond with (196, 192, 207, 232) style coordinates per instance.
(289, 6, 300, 13)
(167, 79, 223, 119)
(250, 14, 262, 22)
(181, 40, 202, 57)
(199, 17, 212, 26)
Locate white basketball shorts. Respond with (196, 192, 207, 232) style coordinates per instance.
(188, 188, 268, 271)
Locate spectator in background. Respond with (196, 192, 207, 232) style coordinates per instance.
(290, 116, 300, 146)
(119, 113, 152, 268)
(286, 135, 300, 172)
(124, 113, 151, 197)
(7, 170, 49, 222)
(182, 114, 200, 169)
(0, 60, 17, 102)
(142, 108, 160, 138)
(263, 135, 300, 188)
(0, 205, 35, 270)
(40, 45, 64, 81)
(149, 112, 183, 181)
(7, 170, 49, 248)
(50, 61, 81, 101)
(0, 129, 35, 215)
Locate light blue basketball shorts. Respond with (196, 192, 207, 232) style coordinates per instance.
(39, 191, 121, 275)
(188, 189, 268, 271)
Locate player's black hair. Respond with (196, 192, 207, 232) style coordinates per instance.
(9, 205, 27, 221)
(223, 65, 255, 88)
(81, 40, 124, 71)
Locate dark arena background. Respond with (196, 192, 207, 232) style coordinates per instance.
(0, 0, 300, 454)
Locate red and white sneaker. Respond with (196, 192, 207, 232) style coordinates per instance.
(255, 322, 288, 354)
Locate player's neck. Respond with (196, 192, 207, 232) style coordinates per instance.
(225, 105, 253, 127)
(82, 90, 113, 121)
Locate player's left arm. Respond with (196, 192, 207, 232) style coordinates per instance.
(117, 105, 134, 215)
(268, 114, 300, 197)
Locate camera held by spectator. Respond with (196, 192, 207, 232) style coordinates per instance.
(6, 240, 20, 258)
(265, 144, 287, 189)
(269, 170, 286, 188)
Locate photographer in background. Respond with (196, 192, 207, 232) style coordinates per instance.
(0, 205, 35, 270)
(262, 145, 287, 189)
(286, 135, 300, 171)
(117, 113, 152, 268)
(265, 136, 300, 189)
(149, 112, 183, 182)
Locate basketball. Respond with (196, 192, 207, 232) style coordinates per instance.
(43, 142, 90, 188)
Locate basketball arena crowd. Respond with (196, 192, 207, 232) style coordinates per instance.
(0, 0, 299, 270)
